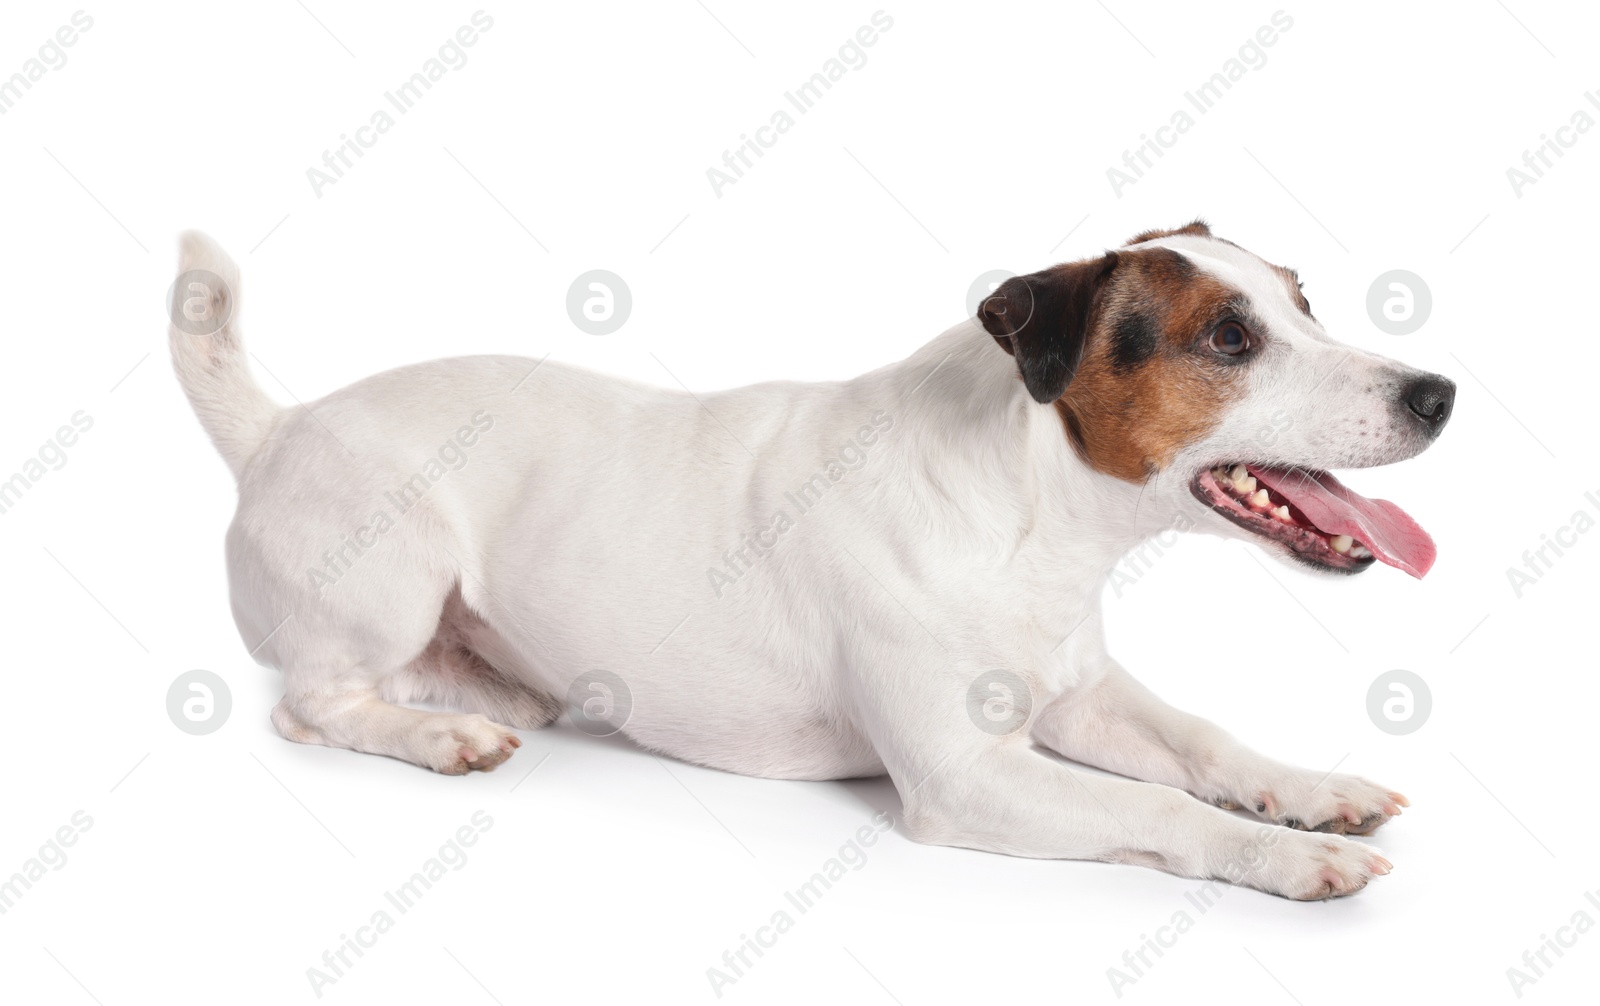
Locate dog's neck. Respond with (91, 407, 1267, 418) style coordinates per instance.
(865, 321, 1173, 595)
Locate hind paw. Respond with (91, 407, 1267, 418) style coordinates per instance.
(421, 714, 522, 775)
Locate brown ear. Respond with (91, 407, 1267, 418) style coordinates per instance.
(1126, 219, 1211, 245)
(977, 253, 1119, 403)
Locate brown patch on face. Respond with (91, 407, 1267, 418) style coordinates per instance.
(1055, 246, 1248, 482)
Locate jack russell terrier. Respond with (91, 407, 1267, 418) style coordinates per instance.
(171, 221, 1453, 899)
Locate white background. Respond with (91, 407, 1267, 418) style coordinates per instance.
(2, 1, 1597, 1003)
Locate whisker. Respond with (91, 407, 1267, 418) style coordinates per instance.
(1131, 471, 1151, 531)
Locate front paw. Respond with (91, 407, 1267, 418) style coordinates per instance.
(1204, 769, 1407, 835)
(1244, 770, 1407, 835)
(1236, 829, 1393, 900)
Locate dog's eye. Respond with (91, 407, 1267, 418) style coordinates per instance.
(1209, 322, 1250, 356)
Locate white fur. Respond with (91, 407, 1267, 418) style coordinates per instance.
(172, 230, 1433, 899)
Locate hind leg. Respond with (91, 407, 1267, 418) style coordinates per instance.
(242, 547, 527, 773)
(231, 482, 541, 774)
(272, 674, 523, 774)
(381, 588, 565, 731)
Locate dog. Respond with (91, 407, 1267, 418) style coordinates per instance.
(170, 221, 1453, 900)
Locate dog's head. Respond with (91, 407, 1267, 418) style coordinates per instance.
(977, 221, 1453, 578)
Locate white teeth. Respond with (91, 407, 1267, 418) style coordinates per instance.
(1233, 475, 1257, 494)
(1331, 534, 1353, 554)
(1272, 505, 1293, 522)
(1229, 464, 1248, 482)
(1350, 543, 1372, 559)
(1250, 489, 1271, 508)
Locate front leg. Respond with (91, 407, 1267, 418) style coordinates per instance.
(852, 641, 1390, 899)
(894, 736, 1391, 901)
(1032, 661, 1407, 835)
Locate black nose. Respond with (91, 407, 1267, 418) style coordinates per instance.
(1402, 374, 1456, 436)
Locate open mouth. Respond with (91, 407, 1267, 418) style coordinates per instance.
(1189, 464, 1437, 578)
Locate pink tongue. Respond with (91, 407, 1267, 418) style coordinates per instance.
(1248, 467, 1437, 578)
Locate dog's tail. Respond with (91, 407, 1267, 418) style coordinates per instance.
(168, 232, 283, 480)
